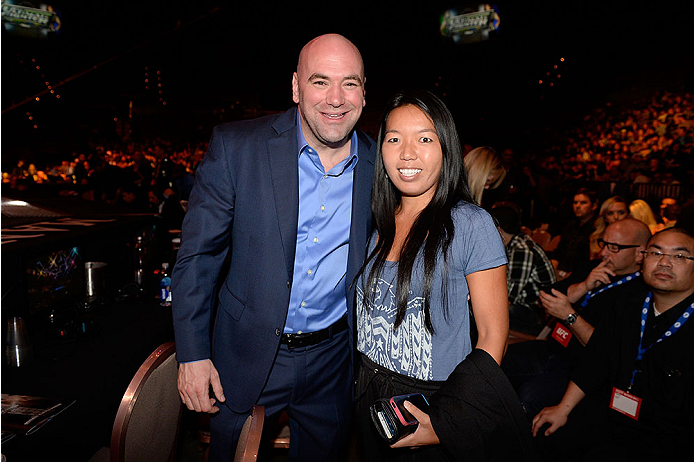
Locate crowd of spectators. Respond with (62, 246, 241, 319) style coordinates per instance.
(551, 90, 690, 181)
(2, 89, 693, 237)
(2, 137, 207, 215)
(482, 89, 693, 232)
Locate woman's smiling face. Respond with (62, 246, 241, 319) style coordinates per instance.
(381, 104, 443, 208)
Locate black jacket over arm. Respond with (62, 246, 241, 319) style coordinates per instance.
(428, 349, 539, 462)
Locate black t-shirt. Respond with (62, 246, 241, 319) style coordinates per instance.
(573, 289, 694, 441)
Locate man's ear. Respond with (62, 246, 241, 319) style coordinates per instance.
(362, 77, 366, 107)
(292, 72, 300, 104)
(636, 246, 646, 264)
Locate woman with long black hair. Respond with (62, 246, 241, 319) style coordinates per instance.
(354, 89, 531, 461)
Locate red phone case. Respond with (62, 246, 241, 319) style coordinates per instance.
(389, 396, 418, 426)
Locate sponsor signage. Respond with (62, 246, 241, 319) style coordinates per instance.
(1, 1, 61, 35)
(440, 4, 500, 43)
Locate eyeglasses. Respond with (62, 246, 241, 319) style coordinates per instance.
(641, 250, 694, 264)
(597, 238, 640, 253)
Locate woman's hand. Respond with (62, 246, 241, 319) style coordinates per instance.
(389, 401, 440, 448)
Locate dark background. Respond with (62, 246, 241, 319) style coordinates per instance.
(3, 1, 694, 164)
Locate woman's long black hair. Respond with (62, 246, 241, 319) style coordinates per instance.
(357, 89, 475, 333)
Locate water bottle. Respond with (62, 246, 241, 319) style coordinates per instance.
(159, 262, 172, 307)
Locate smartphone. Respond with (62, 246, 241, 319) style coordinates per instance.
(389, 393, 430, 426)
(375, 408, 395, 440)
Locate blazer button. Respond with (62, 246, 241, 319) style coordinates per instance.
(275, 328, 281, 336)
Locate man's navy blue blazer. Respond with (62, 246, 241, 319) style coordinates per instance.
(172, 106, 376, 412)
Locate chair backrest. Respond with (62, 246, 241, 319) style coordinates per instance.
(545, 234, 561, 252)
(111, 342, 181, 462)
(234, 405, 265, 462)
(531, 229, 551, 249)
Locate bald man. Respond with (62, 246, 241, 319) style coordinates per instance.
(502, 218, 652, 418)
(540, 218, 653, 344)
(173, 34, 376, 461)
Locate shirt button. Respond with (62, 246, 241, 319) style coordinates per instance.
(320, 205, 325, 211)
(275, 328, 280, 336)
(313, 237, 319, 243)
(307, 269, 312, 275)
(301, 301, 306, 307)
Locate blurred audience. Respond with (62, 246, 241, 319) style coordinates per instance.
(2, 87, 692, 259)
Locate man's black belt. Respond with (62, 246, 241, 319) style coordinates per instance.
(281, 315, 348, 349)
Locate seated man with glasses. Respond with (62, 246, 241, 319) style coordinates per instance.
(502, 218, 652, 419)
(532, 227, 694, 460)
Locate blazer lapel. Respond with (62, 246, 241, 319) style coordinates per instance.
(268, 110, 299, 282)
(347, 133, 375, 290)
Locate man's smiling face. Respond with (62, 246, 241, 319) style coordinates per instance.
(292, 35, 365, 150)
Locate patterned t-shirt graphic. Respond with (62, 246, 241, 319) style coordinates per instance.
(356, 202, 508, 381)
(357, 278, 433, 380)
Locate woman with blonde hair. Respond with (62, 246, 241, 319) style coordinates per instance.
(629, 199, 659, 234)
(463, 146, 506, 206)
(588, 196, 629, 258)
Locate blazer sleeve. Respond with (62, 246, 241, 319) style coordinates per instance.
(172, 124, 236, 362)
(428, 349, 539, 462)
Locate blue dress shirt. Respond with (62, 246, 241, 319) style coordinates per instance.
(283, 114, 359, 334)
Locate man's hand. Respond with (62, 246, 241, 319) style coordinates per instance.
(532, 404, 570, 437)
(583, 259, 615, 291)
(566, 259, 615, 303)
(389, 401, 440, 449)
(177, 359, 225, 413)
(539, 288, 573, 321)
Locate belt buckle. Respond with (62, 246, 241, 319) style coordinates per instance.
(284, 332, 309, 349)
